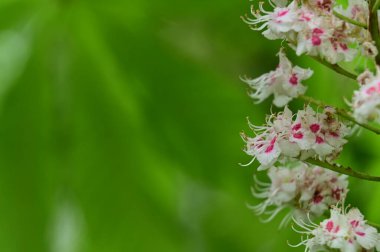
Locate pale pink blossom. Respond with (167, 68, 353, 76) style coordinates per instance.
(352, 70, 380, 123)
(242, 50, 313, 107)
(250, 162, 348, 227)
(292, 205, 380, 252)
(242, 106, 350, 170)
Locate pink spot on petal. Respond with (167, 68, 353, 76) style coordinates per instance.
(265, 144, 274, 153)
(310, 123, 320, 133)
(311, 36, 322, 46)
(270, 137, 277, 145)
(277, 9, 289, 17)
(333, 226, 340, 233)
(316, 136, 324, 144)
(313, 28, 324, 35)
(339, 43, 348, 51)
(293, 132, 304, 139)
(366, 86, 377, 94)
(351, 220, 359, 228)
(329, 131, 339, 138)
(356, 231, 365, 237)
(326, 220, 334, 232)
(289, 74, 298, 86)
(292, 123, 301, 131)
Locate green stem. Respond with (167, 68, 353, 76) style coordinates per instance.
(333, 10, 368, 29)
(368, 221, 380, 229)
(369, 0, 380, 64)
(306, 158, 380, 182)
(298, 95, 380, 135)
(310, 56, 357, 80)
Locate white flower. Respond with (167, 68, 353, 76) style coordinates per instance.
(244, 1, 303, 41)
(242, 106, 350, 170)
(362, 41, 378, 58)
(292, 205, 380, 252)
(244, 0, 369, 64)
(352, 69, 380, 123)
(250, 162, 348, 228)
(242, 50, 313, 107)
(294, 15, 357, 64)
(334, 0, 369, 25)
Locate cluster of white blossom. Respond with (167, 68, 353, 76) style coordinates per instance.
(240, 0, 380, 251)
(244, 0, 376, 63)
(242, 50, 313, 107)
(251, 162, 348, 227)
(292, 205, 380, 251)
(352, 69, 380, 123)
(242, 105, 350, 170)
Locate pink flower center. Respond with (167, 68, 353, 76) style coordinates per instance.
(310, 123, 320, 133)
(339, 43, 348, 51)
(311, 36, 322, 46)
(329, 131, 339, 137)
(292, 123, 302, 131)
(326, 220, 334, 232)
(300, 12, 312, 21)
(289, 74, 298, 85)
(311, 28, 324, 46)
(316, 136, 324, 144)
(313, 28, 324, 35)
(350, 220, 359, 228)
(293, 132, 304, 139)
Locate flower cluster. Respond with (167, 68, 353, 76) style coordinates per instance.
(239, 0, 380, 250)
(242, 50, 313, 107)
(242, 105, 350, 170)
(293, 205, 380, 251)
(251, 162, 348, 227)
(244, 0, 376, 63)
(352, 69, 380, 123)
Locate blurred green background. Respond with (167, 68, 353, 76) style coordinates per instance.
(1, 0, 380, 251)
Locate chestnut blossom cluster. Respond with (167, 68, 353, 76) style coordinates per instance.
(251, 162, 348, 227)
(244, 0, 377, 63)
(292, 205, 380, 251)
(242, 50, 313, 107)
(239, 0, 380, 251)
(352, 69, 380, 123)
(242, 106, 350, 170)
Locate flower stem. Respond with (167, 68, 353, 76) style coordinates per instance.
(368, 220, 380, 229)
(305, 158, 380, 182)
(310, 56, 357, 80)
(298, 95, 380, 135)
(369, 0, 380, 64)
(333, 10, 368, 29)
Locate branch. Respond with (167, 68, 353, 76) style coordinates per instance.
(305, 158, 380, 182)
(368, 220, 380, 229)
(310, 56, 357, 80)
(369, 0, 380, 64)
(298, 95, 380, 135)
(333, 10, 368, 29)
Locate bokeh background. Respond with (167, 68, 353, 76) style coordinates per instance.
(1, 0, 380, 251)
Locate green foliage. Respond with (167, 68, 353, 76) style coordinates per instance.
(335, 0, 350, 9)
